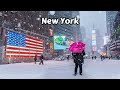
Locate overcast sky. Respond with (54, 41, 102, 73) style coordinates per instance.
(80, 11, 107, 38)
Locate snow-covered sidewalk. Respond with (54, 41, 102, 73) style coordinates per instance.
(0, 60, 82, 79)
(84, 58, 120, 79)
(0, 59, 120, 79)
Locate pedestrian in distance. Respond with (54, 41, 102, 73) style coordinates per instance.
(100, 55, 103, 61)
(92, 56, 93, 60)
(72, 50, 85, 76)
(67, 55, 70, 61)
(95, 56, 96, 59)
(103, 56, 105, 60)
(101, 55, 103, 61)
(111, 56, 112, 59)
(39, 54, 44, 65)
(34, 54, 37, 64)
(117, 56, 119, 60)
(82, 50, 85, 64)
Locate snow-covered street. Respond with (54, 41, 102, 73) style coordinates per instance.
(0, 58, 120, 79)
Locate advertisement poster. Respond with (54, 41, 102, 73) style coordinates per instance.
(92, 40, 96, 45)
(93, 46, 97, 51)
(54, 36, 67, 50)
(92, 34, 96, 39)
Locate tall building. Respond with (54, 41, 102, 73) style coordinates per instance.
(96, 29, 101, 49)
(0, 11, 52, 63)
(0, 11, 49, 36)
(96, 29, 103, 56)
(84, 37, 92, 58)
(91, 28, 97, 56)
(49, 11, 81, 41)
(49, 11, 73, 39)
(106, 11, 120, 58)
(106, 11, 117, 57)
(106, 11, 118, 36)
(72, 11, 81, 42)
(80, 26, 86, 43)
(109, 11, 120, 58)
(49, 11, 80, 56)
(80, 26, 91, 57)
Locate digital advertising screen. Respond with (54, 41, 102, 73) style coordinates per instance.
(54, 36, 67, 50)
(92, 40, 96, 45)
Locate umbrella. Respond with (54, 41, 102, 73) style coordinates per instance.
(69, 42, 85, 53)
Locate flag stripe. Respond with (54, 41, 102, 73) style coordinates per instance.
(6, 52, 42, 54)
(26, 41, 43, 46)
(26, 38, 43, 44)
(26, 42, 43, 47)
(6, 50, 42, 53)
(26, 35, 43, 42)
(26, 45, 43, 49)
(6, 54, 42, 56)
(6, 55, 40, 58)
(6, 49, 43, 52)
(6, 46, 43, 52)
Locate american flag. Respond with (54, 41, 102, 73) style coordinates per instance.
(6, 30, 44, 58)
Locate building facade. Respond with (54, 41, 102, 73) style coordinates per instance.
(106, 11, 120, 58)
(49, 11, 73, 38)
(106, 11, 118, 36)
(49, 11, 80, 56)
(72, 11, 81, 42)
(0, 11, 52, 64)
(110, 11, 120, 58)
(96, 29, 103, 56)
(80, 26, 86, 43)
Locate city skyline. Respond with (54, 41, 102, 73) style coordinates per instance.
(80, 11, 107, 38)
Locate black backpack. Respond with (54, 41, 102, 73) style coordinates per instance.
(72, 53, 83, 64)
(40, 55, 44, 60)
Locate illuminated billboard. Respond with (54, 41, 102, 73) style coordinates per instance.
(93, 46, 97, 51)
(92, 34, 96, 39)
(92, 30, 95, 34)
(92, 30, 96, 46)
(103, 36, 110, 45)
(54, 36, 67, 50)
(92, 40, 96, 45)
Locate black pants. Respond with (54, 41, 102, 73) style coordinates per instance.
(35, 60, 36, 64)
(39, 60, 44, 65)
(67, 58, 69, 61)
(75, 63, 82, 74)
